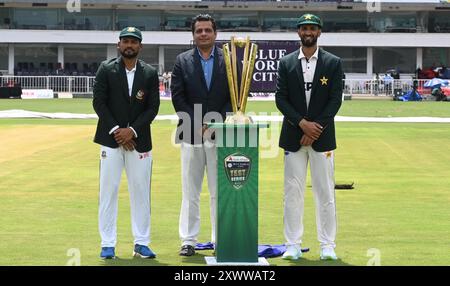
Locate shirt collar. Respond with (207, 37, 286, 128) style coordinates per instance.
(298, 45, 319, 61)
(197, 46, 215, 60)
(125, 61, 137, 73)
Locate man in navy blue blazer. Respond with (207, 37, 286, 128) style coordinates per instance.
(171, 14, 231, 257)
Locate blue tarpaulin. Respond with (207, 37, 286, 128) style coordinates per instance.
(424, 78, 449, 88)
(195, 242, 310, 258)
(398, 90, 422, 101)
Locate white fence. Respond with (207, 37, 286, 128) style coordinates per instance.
(344, 78, 432, 97)
(1, 76, 94, 94)
(0, 76, 434, 97)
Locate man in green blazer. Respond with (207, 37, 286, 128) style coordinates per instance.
(93, 27, 160, 260)
(275, 14, 343, 261)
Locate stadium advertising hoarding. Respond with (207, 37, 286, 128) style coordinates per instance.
(21, 89, 54, 99)
(250, 41, 299, 97)
(217, 41, 300, 97)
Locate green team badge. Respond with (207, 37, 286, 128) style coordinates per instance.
(224, 153, 252, 190)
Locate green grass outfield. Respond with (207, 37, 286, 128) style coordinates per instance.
(0, 99, 449, 266)
(1, 98, 450, 117)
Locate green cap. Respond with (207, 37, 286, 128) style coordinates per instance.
(296, 14, 323, 28)
(119, 27, 142, 41)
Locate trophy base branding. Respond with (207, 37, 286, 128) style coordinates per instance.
(224, 152, 252, 190)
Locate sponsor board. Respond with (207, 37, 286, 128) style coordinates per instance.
(57, 92, 73, 99)
(21, 89, 54, 99)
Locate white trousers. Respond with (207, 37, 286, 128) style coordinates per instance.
(284, 146, 337, 249)
(179, 142, 217, 247)
(98, 145, 152, 247)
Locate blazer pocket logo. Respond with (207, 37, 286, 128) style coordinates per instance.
(136, 89, 145, 100)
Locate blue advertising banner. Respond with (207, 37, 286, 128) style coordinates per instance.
(250, 41, 299, 96)
(216, 40, 299, 98)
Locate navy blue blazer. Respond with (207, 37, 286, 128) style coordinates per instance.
(171, 47, 231, 144)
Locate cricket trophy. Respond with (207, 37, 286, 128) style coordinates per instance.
(222, 36, 258, 124)
(206, 37, 269, 265)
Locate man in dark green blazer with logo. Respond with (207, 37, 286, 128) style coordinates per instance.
(275, 14, 343, 261)
(93, 27, 160, 260)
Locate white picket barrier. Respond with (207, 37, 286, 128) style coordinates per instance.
(0, 76, 93, 94)
(0, 76, 435, 98)
(343, 78, 431, 97)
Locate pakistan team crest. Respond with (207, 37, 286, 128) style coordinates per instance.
(224, 153, 252, 190)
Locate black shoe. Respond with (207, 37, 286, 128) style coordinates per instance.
(179, 245, 195, 256)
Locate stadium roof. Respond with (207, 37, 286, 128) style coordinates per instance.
(1, 0, 449, 10)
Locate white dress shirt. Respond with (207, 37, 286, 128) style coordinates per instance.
(298, 46, 319, 110)
(126, 64, 137, 97)
(109, 61, 138, 138)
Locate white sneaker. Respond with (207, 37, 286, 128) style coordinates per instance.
(282, 245, 302, 260)
(320, 247, 337, 260)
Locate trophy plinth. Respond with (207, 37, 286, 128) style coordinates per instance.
(207, 36, 269, 266)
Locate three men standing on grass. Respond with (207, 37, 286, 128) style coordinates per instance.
(92, 13, 342, 262)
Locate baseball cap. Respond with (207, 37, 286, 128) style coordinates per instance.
(119, 27, 142, 41)
(296, 14, 323, 28)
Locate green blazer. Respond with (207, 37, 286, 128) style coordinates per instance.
(93, 57, 160, 153)
(275, 48, 343, 152)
